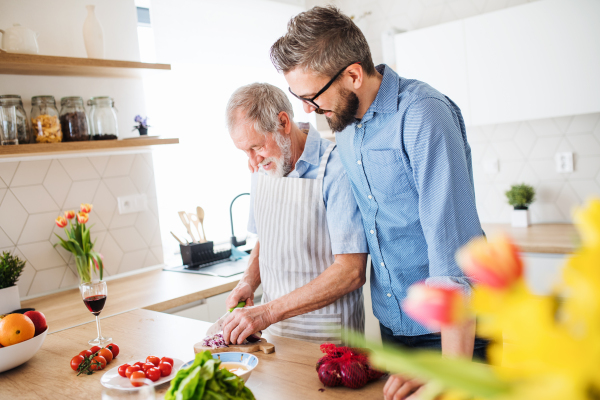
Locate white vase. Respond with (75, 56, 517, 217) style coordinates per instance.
(0, 285, 21, 314)
(83, 5, 105, 59)
(511, 209, 530, 227)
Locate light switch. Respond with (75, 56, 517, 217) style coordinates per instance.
(555, 152, 574, 173)
(117, 194, 148, 214)
(483, 159, 499, 174)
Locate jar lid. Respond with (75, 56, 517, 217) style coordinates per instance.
(32, 95, 56, 105)
(0, 95, 23, 106)
(87, 96, 114, 106)
(0, 94, 22, 99)
(61, 96, 84, 104)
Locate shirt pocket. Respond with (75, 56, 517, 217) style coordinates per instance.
(365, 149, 411, 198)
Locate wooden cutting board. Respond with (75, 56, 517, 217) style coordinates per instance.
(194, 337, 275, 354)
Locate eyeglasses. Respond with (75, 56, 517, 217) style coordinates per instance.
(288, 62, 360, 115)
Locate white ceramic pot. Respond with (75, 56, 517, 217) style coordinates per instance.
(0, 285, 20, 315)
(511, 209, 530, 227)
(83, 5, 105, 59)
(0, 326, 48, 373)
(0, 24, 39, 54)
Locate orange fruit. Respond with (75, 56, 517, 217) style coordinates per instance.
(0, 314, 35, 346)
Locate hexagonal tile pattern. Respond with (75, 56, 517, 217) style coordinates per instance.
(12, 185, 60, 214)
(119, 249, 148, 274)
(100, 233, 124, 276)
(63, 180, 100, 209)
(17, 241, 66, 271)
(28, 266, 67, 297)
(103, 154, 135, 178)
(129, 155, 154, 193)
(566, 134, 600, 156)
(11, 160, 52, 187)
(566, 113, 599, 135)
(18, 212, 58, 245)
(0, 190, 28, 243)
(110, 227, 148, 252)
(43, 160, 73, 207)
(555, 184, 580, 220)
(59, 157, 100, 181)
(0, 162, 19, 186)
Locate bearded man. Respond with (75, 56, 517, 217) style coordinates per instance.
(266, 6, 489, 400)
(221, 82, 368, 345)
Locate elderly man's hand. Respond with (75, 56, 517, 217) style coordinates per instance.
(222, 304, 275, 345)
(226, 281, 255, 310)
(383, 374, 426, 400)
(247, 158, 259, 173)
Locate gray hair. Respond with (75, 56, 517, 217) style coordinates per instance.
(226, 83, 294, 135)
(270, 6, 376, 78)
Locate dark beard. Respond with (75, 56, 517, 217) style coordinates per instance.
(325, 88, 360, 133)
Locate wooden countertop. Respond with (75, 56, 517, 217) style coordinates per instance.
(22, 268, 241, 333)
(0, 309, 385, 399)
(481, 223, 579, 254)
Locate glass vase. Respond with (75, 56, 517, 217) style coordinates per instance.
(75, 256, 93, 284)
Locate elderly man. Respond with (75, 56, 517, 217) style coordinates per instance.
(221, 82, 368, 345)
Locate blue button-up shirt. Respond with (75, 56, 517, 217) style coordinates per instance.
(336, 64, 483, 336)
(248, 123, 368, 255)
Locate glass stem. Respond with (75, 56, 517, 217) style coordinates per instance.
(95, 314, 102, 340)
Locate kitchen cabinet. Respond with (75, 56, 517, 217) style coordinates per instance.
(395, 0, 600, 126)
(523, 253, 566, 296)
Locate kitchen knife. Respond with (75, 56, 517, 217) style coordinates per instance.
(205, 301, 246, 337)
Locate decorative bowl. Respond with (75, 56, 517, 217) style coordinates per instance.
(0, 326, 48, 373)
(181, 352, 258, 383)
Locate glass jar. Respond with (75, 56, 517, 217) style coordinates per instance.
(31, 95, 62, 143)
(59, 96, 90, 142)
(88, 97, 118, 140)
(0, 95, 32, 144)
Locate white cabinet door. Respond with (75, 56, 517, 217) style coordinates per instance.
(522, 253, 567, 295)
(395, 20, 471, 125)
(206, 291, 232, 323)
(172, 302, 210, 321)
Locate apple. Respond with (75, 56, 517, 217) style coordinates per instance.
(24, 311, 47, 336)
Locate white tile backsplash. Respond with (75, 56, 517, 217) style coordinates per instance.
(0, 151, 163, 299)
(566, 113, 599, 135)
(566, 134, 600, 156)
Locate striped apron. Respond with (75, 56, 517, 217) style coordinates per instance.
(255, 142, 364, 344)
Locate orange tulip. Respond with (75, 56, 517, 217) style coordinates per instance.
(64, 210, 75, 220)
(55, 216, 67, 228)
(456, 234, 523, 289)
(402, 283, 466, 329)
(80, 203, 93, 213)
(76, 212, 89, 224)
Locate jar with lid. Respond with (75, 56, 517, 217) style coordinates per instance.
(88, 97, 118, 140)
(31, 95, 62, 143)
(59, 96, 90, 142)
(0, 95, 32, 144)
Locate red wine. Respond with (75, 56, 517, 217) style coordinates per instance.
(83, 295, 106, 315)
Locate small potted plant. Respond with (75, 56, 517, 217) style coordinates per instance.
(132, 115, 150, 136)
(0, 252, 26, 314)
(54, 204, 104, 284)
(505, 183, 535, 227)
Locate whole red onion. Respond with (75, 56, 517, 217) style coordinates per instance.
(318, 362, 342, 387)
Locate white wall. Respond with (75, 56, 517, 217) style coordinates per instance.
(145, 0, 309, 260)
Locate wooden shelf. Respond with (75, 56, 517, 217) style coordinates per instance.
(0, 138, 179, 157)
(0, 52, 171, 77)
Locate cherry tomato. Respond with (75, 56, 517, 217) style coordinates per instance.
(142, 362, 155, 372)
(146, 355, 160, 367)
(79, 349, 93, 358)
(130, 371, 146, 387)
(118, 363, 131, 378)
(70, 355, 85, 371)
(90, 345, 101, 354)
(160, 357, 174, 366)
(98, 348, 113, 364)
(90, 355, 107, 371)
(106, 343, 120, 358)
(146, 367, 161, 382)
(126, 365, 141, 379)
(133, 361, 145, 369)
(158, 362, 172, 377)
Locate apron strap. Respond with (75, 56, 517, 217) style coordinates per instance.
(317, 143, 335, 180)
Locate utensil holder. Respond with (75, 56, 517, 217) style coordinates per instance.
(179, 241, 231, 267)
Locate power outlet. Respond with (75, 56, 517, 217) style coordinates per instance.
(555, 152, 574, 173)
(117, 194, 148, 215)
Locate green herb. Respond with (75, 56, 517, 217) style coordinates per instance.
(166, 351, 255, 400)
(505, 183, 536, 209)
(0, 251, 26, 289)
(76, 350, 102, 376)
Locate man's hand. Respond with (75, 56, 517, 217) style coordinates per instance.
(248, 158, 259, 173)
(226, 281, 255, 309)
(222, 304, 275, 345)
(383, 374, 426, 400)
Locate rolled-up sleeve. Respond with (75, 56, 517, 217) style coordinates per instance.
(404, 97, 483, 296)
(323, 167, 369, 255)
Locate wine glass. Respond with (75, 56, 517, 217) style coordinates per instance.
(80, 281, 111, 345)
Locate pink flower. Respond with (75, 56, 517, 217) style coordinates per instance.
(456, 234, 523, 289)
(76, 212, 89, 224)
(55, 216, 67, 228)
(402, 283, 466, 329)
(80, 203, 93, 213)
(64, 210, 75, 220)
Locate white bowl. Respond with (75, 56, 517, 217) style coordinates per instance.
(0, 326, 48, 373)
(181, 352, 258, 383)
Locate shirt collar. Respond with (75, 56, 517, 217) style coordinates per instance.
(364, 64, 400, 118)
(295, 122, 322, 168)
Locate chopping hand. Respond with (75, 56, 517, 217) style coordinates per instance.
(204, 301, 246, 337)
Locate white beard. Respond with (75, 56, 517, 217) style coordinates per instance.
(259, 134, 292, 178)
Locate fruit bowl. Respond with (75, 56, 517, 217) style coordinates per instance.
(0, 326, 48, 373)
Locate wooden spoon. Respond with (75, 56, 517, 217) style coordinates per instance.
(187, 212, 203, 243)
(196, 206, 207, 243)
